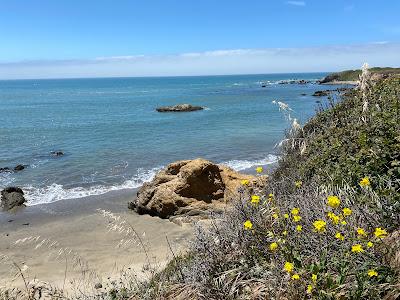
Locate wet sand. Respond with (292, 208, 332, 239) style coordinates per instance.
(0, 189, 193, 292)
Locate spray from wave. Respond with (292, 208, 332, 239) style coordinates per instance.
(23, 166, 163, 206)
(20, 155, 278, 206)
(222, 154, 278, 171)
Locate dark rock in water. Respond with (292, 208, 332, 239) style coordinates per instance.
(319, 73, 340, 84)
(301, 93, 307, 96)
(14, 165, 25, 171)
(51, 151, 64, 157)
(278, 79, 311, 85)
(1, 187, 26, 211)
(312, 90, 331, 97)
(0, 167, 12, 173)
(156, 104, 203, 112)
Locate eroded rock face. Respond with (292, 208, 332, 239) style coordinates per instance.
(1, 187, 26, 211)
(128, 159, 266, 219)
(156, 104, 203, 112)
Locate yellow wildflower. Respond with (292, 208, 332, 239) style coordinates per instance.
(272, 213, 279, 219)
(256, 166, 263, 173)
(296, 225, 302, 232)
(282, 230, 288, 236)
(327, 195, 340, 209)
(295, 180, 302, 188)
(343, 207, 352, 216)
(367, 241, 374, 248)
(367, 269, 378, 277)
(293, 215, 302, 222)
(284, 262, 294, 273)
(341, 220, 347, 225)
(291, 207, 300, 215)
(284, 213, 289, 219)
(351, 244, 364, 253)
(359, 177, 371, 187)
(327, 212, 340, 224)
(335, 232, 345, 241)
(243, 220, 253, 230)
(374, 227, 388, 239)
(292, 273, 300, 280)
(313, 220, 327, 233)
(312, 274, 317, 282)
(307, 284, 313, 294)
(269, 242, 278, 251)
(251, 195, 260, 204)
(241, 179, 249, 186)
(357, 228, 367, 237)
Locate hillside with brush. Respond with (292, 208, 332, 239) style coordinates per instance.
(320, 67, 400, 83)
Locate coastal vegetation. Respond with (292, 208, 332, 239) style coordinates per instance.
(1, 68, 399, 299)
(121, 69, 399, 299)
(320, 67, 400, 83)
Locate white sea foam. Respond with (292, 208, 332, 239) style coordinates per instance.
(222, 154, 279, 171)
(20, 155, 279, 206)
(23, 166, 163, 206)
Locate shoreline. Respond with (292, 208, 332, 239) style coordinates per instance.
(320, 80, 358, 85)
(0, 188, 193, 291)
(0, 161, 276, 290)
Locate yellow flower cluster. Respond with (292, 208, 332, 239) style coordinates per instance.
(241, 179, 250, 186)
(256, 166, 263, 173)
(313, 220, 327, 233)
(359, 176, 371, 187)
(327, 195, 341, 208)
(243, 220, 253, 230)
(351, 244, 364, 253)
(295, 180, 303, 188)
(251, 195, 260, 204)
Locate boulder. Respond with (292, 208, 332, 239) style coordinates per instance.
(128, 159, 266, 219)
(1, 187, 26, 211)
(14, 165, 25, 171)
(156, 104, 203, 112)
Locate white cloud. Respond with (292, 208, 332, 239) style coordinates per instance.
(286, 1, 306, 6)
(0, 42, 399, 79)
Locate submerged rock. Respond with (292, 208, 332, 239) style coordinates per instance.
(1, 187, 26, 211)
(14, 165, 25, 171)
(51, 151, 64, 157)
(312, 90, 331, 97)
(278, 79, 311, 85)
(128, 158, 266, 219)
(156, 104, 203, 112)
(0, 167, 12, 173)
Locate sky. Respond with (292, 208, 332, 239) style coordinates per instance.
(0, 0, 399, 79)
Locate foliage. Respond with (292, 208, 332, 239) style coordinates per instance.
(321, 67, 400, 82)
(275, 77, 400, 229)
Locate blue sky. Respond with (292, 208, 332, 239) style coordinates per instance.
(0, 0, 399, 78)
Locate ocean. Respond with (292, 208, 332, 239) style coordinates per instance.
(0, 73, 336, 206)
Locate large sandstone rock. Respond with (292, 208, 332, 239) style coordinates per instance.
(128, 159, 266, 219)
(1, 187, 26, 211)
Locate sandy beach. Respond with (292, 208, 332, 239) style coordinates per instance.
(0, 190, 193, 293)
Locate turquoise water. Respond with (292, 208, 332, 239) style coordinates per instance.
(0, 73, 336, 205)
